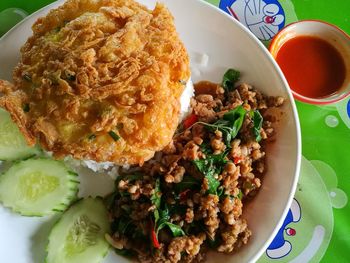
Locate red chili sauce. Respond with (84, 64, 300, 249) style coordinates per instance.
(276, 36, 346, 98)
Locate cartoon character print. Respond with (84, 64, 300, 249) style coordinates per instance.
(219, 0, 285, 41)
(266, 199, 301, 259)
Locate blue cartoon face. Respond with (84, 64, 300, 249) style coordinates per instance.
(258, 157, 348, 263)
(219, 0, 285, 41)
(266, 199, 301, 259)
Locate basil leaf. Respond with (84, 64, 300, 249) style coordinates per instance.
(200, 142, 213, 155)
(193, 153, 227, 195)
(155, 206, 185, 237)
(157, 215, 185, 237)
(193, 153, 227, 177)
(206, 174, 220, 195)
(154, 209, 160, 225)
(207, 153, 229, 171)
(201, 120, 231, 146)
(156, 222, 166, 234)
(154, 205, 170, 231)
(223, 106, 246, 135)
(217, 186, 224, 197)
(252, 110, 263, 142)
(151, 178, 161, 209)
(174, 175, 200, 193)
(222, 68, 240, 92)
(237, 189, 243, 200)
(158, 207, 170, 225)
(192, 158, 210, 175)
(163, 222, 185, 237)
(202, 106, 246, 146)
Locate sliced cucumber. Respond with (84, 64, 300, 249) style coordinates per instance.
(0, 158, 79, 216)
(46, 198, 110, 263)
(0, 108, 39, 160)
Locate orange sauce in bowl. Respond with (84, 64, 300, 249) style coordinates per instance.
(275, 36, 346, 98)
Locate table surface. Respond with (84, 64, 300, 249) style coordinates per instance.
(0, 0, 349, 262)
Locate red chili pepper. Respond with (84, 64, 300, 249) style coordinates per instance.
(234, 156, 242, 164)
(179, 189, 191, 201)
(151, 229, 160, 249)
(183, 114, 198, 129)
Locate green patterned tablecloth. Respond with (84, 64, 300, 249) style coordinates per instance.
(0, 0, 349, 262)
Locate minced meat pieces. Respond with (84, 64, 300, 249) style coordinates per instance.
(107, 77, 284, 262)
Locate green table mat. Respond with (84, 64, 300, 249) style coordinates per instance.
(0, 0, 349, 262)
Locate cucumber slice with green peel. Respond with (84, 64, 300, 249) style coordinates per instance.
(0, 158, 79, 216)
(0, 108, 39, 160)
(46, 198, 110, 263)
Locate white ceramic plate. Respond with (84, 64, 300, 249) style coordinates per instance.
(0, 0, 301, 262)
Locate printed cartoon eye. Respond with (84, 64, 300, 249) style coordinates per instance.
(286, 227, 296, 236)
(271, 14, 284, 26)
(263, 3, 279, 16)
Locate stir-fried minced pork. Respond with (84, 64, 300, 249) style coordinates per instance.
(106, 69, 285, 262)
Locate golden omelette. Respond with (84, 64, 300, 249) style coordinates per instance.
(0, 0, 190, 165)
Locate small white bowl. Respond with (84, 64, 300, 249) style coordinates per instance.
(269, 20, 350, 105)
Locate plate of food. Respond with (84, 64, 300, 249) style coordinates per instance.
(0, 0, 301, 262)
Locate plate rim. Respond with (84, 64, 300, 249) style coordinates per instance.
(0, 0, 302, 262)
(190, 1, 301, 262)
